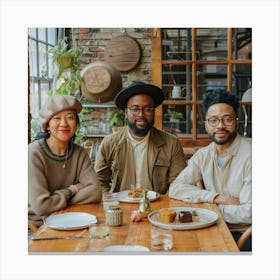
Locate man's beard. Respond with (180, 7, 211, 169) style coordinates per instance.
(127, 117, 154, 136)
(210, 129, 237, 145)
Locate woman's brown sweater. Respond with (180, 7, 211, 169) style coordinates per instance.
(28, 139, 102, 226)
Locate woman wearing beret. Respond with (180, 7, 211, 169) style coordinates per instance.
(28, 94, 102, 227)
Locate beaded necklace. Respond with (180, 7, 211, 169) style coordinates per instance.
(39, 139, 73, 168)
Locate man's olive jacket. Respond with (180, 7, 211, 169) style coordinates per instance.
(94, 127, 186, 194)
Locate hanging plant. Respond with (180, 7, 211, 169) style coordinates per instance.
(56, 54, 74, 69)
(42, 36, 83, 97)
(47, 37, 82, 70)
(41, 36, 84, 144)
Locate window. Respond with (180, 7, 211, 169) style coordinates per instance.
(152, 28, 252, 147)
(28, 28, 60, 141)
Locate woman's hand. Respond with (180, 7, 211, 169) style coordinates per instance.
(68, 183, 84, 196)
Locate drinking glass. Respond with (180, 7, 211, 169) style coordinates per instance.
(102, 192, 120, 212)
(151, 226, 173, 251)
(89, 221, 110, 239)
(130, 184, 135, 193)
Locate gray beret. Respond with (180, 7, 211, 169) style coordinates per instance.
(39, 94, 82, 131)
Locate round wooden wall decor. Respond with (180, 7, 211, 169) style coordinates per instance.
(104, 35, 142, 72)
(82, 66, 112, 94)
(80, 61, 122, 103)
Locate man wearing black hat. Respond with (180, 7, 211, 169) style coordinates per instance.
(94, 81, 186, 195)
(169, 89, 252, 251)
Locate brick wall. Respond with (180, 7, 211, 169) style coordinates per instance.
(67, 28, 153, 88)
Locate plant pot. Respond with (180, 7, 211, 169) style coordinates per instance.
(57, 55, 74, 69)
(170, 117, 180, 123)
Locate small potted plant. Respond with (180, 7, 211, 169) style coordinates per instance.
(110, 110, 126, 133)
(163, 109, 184, 134)
(164, 109, 184, 122)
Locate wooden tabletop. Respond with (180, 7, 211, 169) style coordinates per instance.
(28, 195, 239, 253)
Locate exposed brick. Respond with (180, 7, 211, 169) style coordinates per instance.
(88, 46, 104, 52)
(89, 28, 101, 33)
(80, 33, 88, 40)
(80, 28, 89, 34)
(69, 27, 152, 86)
(98, 52, 105, 60)
(143, 33, 152, 39)
(83, 53, 95, 58)
(135, 28, 152, 33)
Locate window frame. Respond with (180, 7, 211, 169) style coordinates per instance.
(152, 28, 252, 147)
(28, 28, 63, 142)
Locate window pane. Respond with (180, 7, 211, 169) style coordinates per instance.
(48, 28, 57, 45)
(38, 42, 47, 77)
(28, 28, 36, 38)
(38, 28, 46, 41)
(232, 28, 252, 60)
(45, 44, 56, 78)
(30, 82, 39, 118)
(232, 64, 252, 99)
(197, 64, 227, 99)
(197, 28, 228, 61)
(162, 28, 193, 61)
(163, 105, 191, 135)
(162, 64, 192, 100)
(40, 83, 50, 106)
(31, 82, 50, 119)
(29, 39, 37, 77)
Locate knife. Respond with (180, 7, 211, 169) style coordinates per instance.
(31, 235, 90, 240)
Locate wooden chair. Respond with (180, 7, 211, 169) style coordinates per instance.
(237, 226, 252, 250)
(196, 178, 251, 250)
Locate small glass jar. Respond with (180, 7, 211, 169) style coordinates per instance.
(105, 206, 123, 226)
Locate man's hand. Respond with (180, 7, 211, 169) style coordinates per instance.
(213, 194, 240, 205)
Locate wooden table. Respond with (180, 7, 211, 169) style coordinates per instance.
(28, 195, 239, 253)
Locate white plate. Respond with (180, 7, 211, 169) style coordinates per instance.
(148, 207, 218, 230)
(45, 212, 97, 230)
(103, 245, 150, 252)
(118, 190, 160, 203)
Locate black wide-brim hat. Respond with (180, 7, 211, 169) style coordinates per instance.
(115, 81, 164, 110)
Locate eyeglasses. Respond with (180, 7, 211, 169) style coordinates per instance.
(126, 106, 155, 116)
(206, 116, 238, 127)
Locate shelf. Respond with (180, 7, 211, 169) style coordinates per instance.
(83, 103, 116, 108)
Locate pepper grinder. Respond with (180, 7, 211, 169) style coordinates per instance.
(138, 189, 151, 217)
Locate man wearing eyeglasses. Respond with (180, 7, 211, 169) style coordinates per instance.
(94, 81, 186, 195)
(169, 89, 252, 251)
